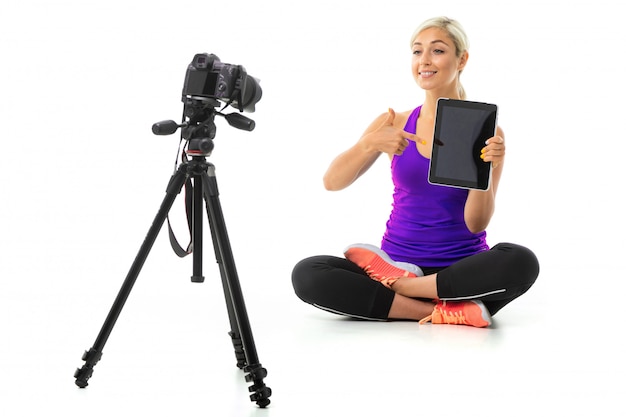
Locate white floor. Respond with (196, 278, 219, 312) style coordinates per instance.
(1, 246, 624, 417)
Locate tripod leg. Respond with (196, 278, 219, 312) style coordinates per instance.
(201, 167, 272, 408)
(191, 176, 205, 282)
(74, 166, 189, 388)
(206, 227, 246, 370)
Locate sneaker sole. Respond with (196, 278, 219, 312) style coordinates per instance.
(343, 243, 424, 277)
(471, 300, 492, 327)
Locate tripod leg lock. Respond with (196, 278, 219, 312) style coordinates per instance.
(81, 347, 103, 363)
(228, 331, 247, 369)
(244, 364, 267, 381)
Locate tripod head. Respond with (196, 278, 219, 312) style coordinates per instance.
(152, 53, 261, 157)
(152, 97, 256, 157)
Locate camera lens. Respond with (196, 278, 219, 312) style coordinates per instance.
(239, 75, 262, 112)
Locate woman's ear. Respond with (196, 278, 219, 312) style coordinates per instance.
(458, 51, 469, 71)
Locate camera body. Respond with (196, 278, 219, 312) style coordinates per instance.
(182, 53, 261, 112)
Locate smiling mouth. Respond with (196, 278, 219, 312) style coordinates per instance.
(420, 71, 437, 77)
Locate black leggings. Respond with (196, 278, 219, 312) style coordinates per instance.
(291, 243, 540, 320)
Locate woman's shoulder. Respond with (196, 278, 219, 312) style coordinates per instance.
(372, 107, 418, 118)
(364, 107, 420, 132)
(393, 108, 419, 128)
(396, 108, 416, 117)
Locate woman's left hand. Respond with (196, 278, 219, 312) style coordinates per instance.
(480, 135, 505, 169)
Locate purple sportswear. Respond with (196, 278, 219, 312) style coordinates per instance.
(380, 106, 489, 267)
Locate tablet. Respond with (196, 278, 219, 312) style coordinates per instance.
(428, 98, 498, 190)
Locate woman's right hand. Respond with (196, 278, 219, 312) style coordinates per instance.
(360, 108, 423, 156)
(323, 108, 422, 190)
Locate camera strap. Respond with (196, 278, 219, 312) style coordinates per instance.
(167, 178, 194, 257)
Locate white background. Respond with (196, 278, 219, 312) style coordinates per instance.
(1, 1, 624, 416)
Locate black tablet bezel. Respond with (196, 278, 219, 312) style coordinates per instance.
(428, 98, 498, 191)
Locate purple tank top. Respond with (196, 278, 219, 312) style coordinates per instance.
(380, 106, 488, 267)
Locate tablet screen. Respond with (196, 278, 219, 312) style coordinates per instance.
(428, 98, 498, 190)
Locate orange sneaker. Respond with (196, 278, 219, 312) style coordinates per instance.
(419, 300, 492, 328)
(343, 243, 423, 288)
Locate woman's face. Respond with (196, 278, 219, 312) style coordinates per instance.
(411, 27, 467, 96)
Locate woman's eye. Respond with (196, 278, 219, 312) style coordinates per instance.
(413, 50, 422, 55)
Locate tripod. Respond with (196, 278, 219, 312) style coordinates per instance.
(73, 148, 272, 407)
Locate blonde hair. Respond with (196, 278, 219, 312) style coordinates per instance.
(410, 17, 469, 99)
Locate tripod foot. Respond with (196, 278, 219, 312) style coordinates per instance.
(74, 347, 102, 388)
(74, 366, 92, 388)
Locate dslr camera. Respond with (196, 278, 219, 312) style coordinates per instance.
(182, 53, 262, 113)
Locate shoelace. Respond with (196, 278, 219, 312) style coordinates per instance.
(438, 307, 468, 325)
(363, 265, 401, 288)
(419, 301, 468, 325)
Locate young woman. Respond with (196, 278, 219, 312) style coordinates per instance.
(291, 17, 539, 327)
